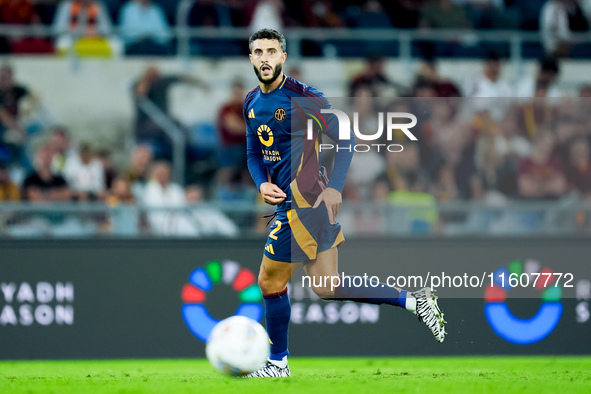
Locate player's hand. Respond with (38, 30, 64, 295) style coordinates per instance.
(313, 187, 342, 225)
(260, 182, 286, 205)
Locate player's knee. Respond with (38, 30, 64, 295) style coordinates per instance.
(257, 273, 271, 294)
(312, 286, 335, 300)
(258, 271, 286, 294)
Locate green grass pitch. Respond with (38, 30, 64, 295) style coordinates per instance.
(0, 357, 590, 393)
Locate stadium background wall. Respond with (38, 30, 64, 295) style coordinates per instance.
(0, 238, 589, 359)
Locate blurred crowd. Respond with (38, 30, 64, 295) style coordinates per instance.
(1, 6, 591, 234)
(0, 0, 590, 58)
(2, 51, 591, 211)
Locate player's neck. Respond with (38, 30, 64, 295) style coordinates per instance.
(259, 73, 284, 94)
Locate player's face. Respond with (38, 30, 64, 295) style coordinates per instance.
(249, 39, 287, 85)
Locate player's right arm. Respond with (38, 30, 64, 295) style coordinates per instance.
(244, 95, 286, 205)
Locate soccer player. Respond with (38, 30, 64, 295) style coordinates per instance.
(244, 29, 446, 378)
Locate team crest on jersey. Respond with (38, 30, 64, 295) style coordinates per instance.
(257, 124, 274, 147)
(274, 108, 286, 122)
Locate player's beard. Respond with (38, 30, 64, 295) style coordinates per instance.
(254, 62, 283, 85)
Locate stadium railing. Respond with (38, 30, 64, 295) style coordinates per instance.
(3, 23, 591, 66)
(0, 200, 589, 238)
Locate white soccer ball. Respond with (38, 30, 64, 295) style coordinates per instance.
(206, 316, 270, 376)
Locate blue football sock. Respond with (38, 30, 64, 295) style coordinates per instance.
(334, 275, 408, 308)
(263, 287, 290, 361)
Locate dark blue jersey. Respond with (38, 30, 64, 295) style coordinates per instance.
(244, 75, 353, 210)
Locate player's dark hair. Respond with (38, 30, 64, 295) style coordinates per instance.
(249, 28, 286, 53)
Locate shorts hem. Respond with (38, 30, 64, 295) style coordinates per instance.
(263, 250, 304, 263)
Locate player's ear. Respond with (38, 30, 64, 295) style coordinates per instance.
(282, 52, 287, 62)
(249, 53, 254, 63)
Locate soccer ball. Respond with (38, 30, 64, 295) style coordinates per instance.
(206, 316, 270, 376)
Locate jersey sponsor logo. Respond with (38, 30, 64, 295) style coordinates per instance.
(274, 107, 286, 122)
(265, 244, 275, 255)
(248, 108, 255, 118)
(257, 124, 274, 147)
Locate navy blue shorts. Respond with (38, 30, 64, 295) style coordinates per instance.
(263, 206, 345, 263)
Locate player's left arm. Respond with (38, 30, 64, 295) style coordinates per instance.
(308, 88, 354, 224)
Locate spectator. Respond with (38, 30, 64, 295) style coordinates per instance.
(540, 0, 590, 57)
(23, 144, 70, 201)
(0, 0, 39, 25)
(0, 159, 19, 201)
(344, 88, 386, 201)
(565, 137, 591, 198)
(0, 64, 29, 131)
(63, 143, 104, 201)
(189, 0, 246, 27)
(454, 0, 505, 29)
(377, 143, 425, 193)
(412, 79, 438, 97)
(216, 79, 247, 184)
(420, 0, 472, 29)
(494, 109, 533, 163)
(183, 184, 239, 237)
(35, 0, 59, 25)
(413, 57, 462, 97)
(133, 65, 208, 159)
(142, 161, 189, 236)
(302, 0, 343, 27)
(105, 175, 137, 236)
(97, 148, 116, 190)
(517, 132, 567, 200)
(0, 65, 36, 165)
(463, 53, 513, 97)
(554, 115, 584, 164)
(513, 90, 557, 139)
(473, 136, 517, 198)
(382, 0, 430, 29)
(388, 172, 438, 234)
(49, 126, 78, 175)
(119, 0, 172, 56)
(127, 144, 153, 201)
(356, 0, 392, 28)
(249, 0, 284, 33)
(106, 175, 135, 206)
(348, 53, 402, 97)
(53, 0, 115, 55)
(428, 125, 475, 200)
(515, 57, 564, 98)
(431, 164, 459, 202)
(0, 0, 54, 54)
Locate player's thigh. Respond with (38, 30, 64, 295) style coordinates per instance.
(258, 254, 302, 294)
(302, 247, 339, 298)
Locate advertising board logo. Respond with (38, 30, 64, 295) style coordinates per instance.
(0, 282, 74, 327)
(181, 260, 263, 342)
(484, 260, 563, 345)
